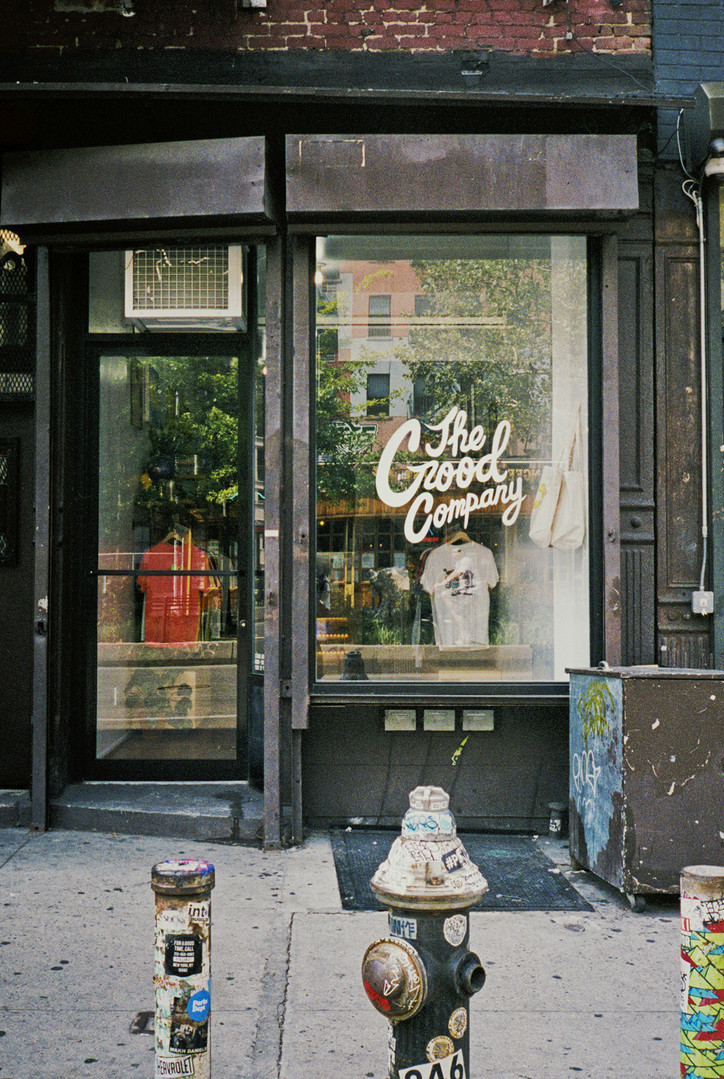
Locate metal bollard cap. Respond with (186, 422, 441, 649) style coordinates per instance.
(152, 858, 215, 896)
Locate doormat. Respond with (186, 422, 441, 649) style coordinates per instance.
(330, 830, 593, 913)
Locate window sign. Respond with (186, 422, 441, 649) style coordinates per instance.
(314, 234, 590, 684)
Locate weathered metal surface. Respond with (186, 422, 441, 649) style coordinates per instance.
(364, 787, 486, 1079)
(0, 50, 662, 105)
(601, 234, 622, 668)
(152, 859, 215, 1079)
(290, 236, 311, 733)
(680, 865, 724, 1077)
(0, 136, 272, 236)
(371, 786, 488, 912)
(302, 701, 569, 831)
(569, 672, 625, 891)
(286, 134, 639, 219)
(31, 248, 50, 829)
(570, 668, 724, 897)
(262, 235, 284, 849)
(362, 937, 428, 1021)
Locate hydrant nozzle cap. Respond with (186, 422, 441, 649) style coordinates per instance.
(409, 785, 449, 812)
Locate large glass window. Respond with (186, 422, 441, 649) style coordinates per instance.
(314, 234, 590, 684)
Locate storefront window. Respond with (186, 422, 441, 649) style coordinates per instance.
(314, 234, 590, 684)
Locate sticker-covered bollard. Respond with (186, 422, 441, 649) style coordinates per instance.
(362, 786, 488, 1079)
(680, 865, 724, 1079)
(152, 859, 215, 1079)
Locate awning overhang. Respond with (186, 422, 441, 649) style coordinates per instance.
(0, 136, 276, 244)
(286, 133, 639, 225)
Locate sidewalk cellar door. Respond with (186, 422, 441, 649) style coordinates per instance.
(89, 246, 265, 778)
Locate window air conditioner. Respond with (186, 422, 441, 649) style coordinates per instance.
(124, 245, 246, 331)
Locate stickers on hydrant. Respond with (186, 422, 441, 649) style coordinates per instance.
(399, 1049, 466, 1079)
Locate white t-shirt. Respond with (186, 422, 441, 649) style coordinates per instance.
(420, 541, 499, 647)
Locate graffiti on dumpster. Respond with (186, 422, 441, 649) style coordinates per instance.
(680, 892, 724, 1077)
(572, 679, 616, 816)
(570, 676, 622, 875)
(577, 679, 614, 750)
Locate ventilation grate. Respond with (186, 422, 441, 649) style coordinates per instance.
(129, 247, 229, 311)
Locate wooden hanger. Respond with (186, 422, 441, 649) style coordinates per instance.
(163, 527, 186, 545)
(447, 530, 470, 545)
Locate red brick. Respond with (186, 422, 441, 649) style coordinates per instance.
(384, 11, 424, 23)
(393, 23, 428, 35)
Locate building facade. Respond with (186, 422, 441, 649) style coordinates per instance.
(1, 0, 718, 848)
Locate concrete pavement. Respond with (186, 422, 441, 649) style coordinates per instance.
(0, 826, 680, 1078)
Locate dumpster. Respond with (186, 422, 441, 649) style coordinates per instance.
(568, 666, 724, 910)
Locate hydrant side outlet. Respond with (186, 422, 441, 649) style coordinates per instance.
(362, 938, 428, 1021)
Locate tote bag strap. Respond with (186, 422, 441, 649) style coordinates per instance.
(557, 403, 582, 472)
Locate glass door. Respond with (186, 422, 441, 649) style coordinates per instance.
(93, 349, 258, 775)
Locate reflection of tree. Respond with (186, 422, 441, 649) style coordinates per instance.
(316, 292, 377, 503)
(402, 258, 554, 449)
(135, 356, 241, 524)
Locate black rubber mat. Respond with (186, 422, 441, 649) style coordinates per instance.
(330, 829, 593, 912)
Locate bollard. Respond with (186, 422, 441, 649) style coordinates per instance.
(680, 864, 724, 1079)
(362, 786, 488, 1079)
(547, 801, 568, 839)
(152, 858, 215, 1079)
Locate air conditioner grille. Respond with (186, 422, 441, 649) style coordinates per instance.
(130, 247, 231, 312)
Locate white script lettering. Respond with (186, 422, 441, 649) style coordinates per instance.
(375, 407, 525, 542)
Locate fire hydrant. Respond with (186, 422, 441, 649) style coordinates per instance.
(362, 785, 488, 1079)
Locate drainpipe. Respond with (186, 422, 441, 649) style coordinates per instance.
(681, 139, 715, 618)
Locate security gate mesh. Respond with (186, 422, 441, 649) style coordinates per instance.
(0, 237, 34, 400)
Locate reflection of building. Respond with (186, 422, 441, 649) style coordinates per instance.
(2, 2, 724, 846)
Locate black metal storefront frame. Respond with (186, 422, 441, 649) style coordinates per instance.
(1, 118, 655, 844)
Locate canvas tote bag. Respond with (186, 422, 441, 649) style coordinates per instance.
(550, 409, 586, 551)
(529, 406, 585, 551)
(528, 462, 563, 548)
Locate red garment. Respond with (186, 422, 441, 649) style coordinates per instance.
(137, 539, 213, 644)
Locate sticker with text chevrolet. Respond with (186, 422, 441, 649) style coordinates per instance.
(156, 1054, 196, 1076)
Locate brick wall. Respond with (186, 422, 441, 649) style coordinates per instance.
(654, 0, 724, 157)
(3, 0, 651, 57)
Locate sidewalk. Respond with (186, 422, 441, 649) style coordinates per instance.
(0, 826, 680, 1079)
